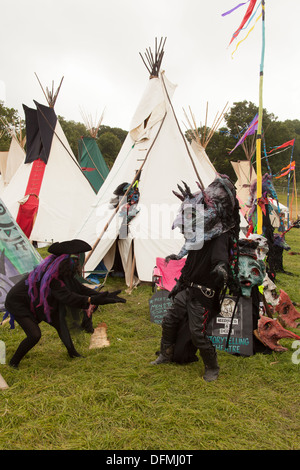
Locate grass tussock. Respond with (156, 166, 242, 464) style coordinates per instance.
(0, 229, 299, 450)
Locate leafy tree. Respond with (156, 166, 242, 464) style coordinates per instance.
(58, 116, 86, 159)
(98, 125, 127, 144)
(199, 101, 299, 185)
(0, 101, 25, 151)
(58, 120, 127, 166)
(98, 131, 123, 168)
(1, 99, 298, 189)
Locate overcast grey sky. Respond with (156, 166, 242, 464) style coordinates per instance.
(1, 0, 299, 131)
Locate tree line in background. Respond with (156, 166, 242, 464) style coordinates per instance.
(0, 100, 299, 188)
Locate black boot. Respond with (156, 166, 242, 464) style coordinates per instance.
(199, 348, 219, 382)
(151, 341, 174, 365)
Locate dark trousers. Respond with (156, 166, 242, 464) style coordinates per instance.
(10, 316, 42, 366)
(10, 310, 80, 366)
(162, 289, 215, 353)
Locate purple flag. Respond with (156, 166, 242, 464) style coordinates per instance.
(229, 113, 258, 154)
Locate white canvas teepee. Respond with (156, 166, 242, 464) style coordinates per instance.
(0, 151, 9, 192)
(76, 41, 220, 285)
(1, 100, 95, 243)
(0, 126, 25, 193)
(231, 159, 256, 217)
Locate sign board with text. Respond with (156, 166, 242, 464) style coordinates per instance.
(149, 290, 173, 324)
(207, 296, 253, 356)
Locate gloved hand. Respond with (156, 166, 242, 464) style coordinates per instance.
(90, 290, 126, 306)
(165, 254, 180, 264)
(168, 279, 181, 300)
(211, 263, 228, 289)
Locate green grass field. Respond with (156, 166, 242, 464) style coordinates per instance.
(0, 227, 299, 451)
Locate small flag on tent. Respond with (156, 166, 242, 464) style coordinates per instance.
(275, 161, 296, 179)
(229, 113, 258, 154)
(267, 139, 295, 154)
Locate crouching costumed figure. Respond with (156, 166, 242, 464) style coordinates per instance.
(5, 239, 126, 368)
(151, 175, 240, 382)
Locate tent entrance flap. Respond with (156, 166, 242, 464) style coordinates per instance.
(102, 237, 138, 287)
(16, 158, 46, 238)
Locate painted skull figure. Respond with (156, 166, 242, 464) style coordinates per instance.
(238, 239, 265, 298)
(262, 274, 279, 307)
(171, 175, 237, 255)
(248, 233, 269, 260)
(255, 316, 300, 352)
(275, 289, 300, 329)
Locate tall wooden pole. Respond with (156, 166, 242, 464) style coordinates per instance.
(287, 140, 296, 227)
(256, 0, 266, 234)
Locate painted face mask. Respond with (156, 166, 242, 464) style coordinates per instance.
(254, 316, 300, 352)
(238, 239, 265, 297)
(172, 175, 238, 252)
(262, 274, 279, 307)
(248, 233, 269, 260)
(275, 289, 300, 329)
(238, 256, 265, 297)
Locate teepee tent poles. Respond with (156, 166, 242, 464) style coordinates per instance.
(34, 73, 64, 108)
(182, 102, 229, 149)
(139, 37, 167, 77)
(80, 107, 105, 139)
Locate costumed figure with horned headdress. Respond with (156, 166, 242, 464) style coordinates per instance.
(151, 174, 240, 382)
(5, 239, 126, 368)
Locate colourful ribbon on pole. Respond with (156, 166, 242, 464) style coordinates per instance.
(267, 138, 295, 154)
(275, 161, 295, 179)
(222, 0, 265, 234)
(222, 0, 259, 45)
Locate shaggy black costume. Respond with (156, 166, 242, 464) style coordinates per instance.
(151, 176, 240, 382)
(5, 239, 125, 368)
(153, 233, 230, 380)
